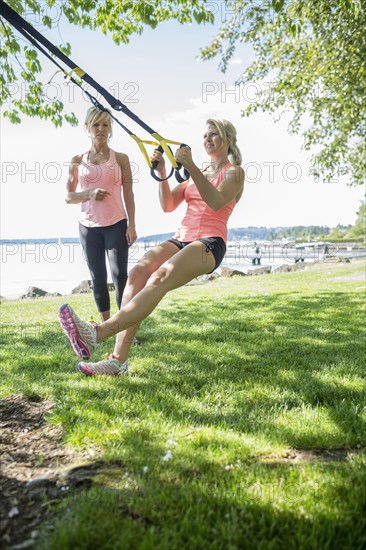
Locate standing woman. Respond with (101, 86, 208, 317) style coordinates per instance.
(60, 118, 244, 375)
(65, 106, 137, 321)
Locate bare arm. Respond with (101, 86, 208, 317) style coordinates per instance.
(65, 155, 88, 204)
(175, 147, 245, 211)
(65, 155, 110, 204)
(116, 152, 137, 245)
(151, 149, 188, 212)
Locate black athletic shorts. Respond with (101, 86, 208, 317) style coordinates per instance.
(167, 236, 226, 273)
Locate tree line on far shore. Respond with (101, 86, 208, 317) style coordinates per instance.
(230, 221, 365, 243)
(141, 219, 365, 245)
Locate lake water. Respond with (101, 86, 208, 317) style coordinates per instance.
(0, 240, 337, 299)
(0, 241, 146, 299)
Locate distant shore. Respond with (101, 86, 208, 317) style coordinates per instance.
(1, 239, 365, 300)
(2, 258, 365, 303)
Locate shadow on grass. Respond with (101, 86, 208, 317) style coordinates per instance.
(36, 455, 366, 550)
(2, 290, 365, 448)
(1, 287, 366, 548)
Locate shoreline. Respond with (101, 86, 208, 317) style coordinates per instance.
(1, 257, 364, 302)
(1, 239, 365, 300)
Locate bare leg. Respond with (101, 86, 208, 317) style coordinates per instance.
(112, 323, 140, 363)
(100, 310, 110, 321)
(96, 241, 216, 350)
(111, 241, 181, 363)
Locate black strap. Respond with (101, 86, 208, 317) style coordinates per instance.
(0, 1, 158, 134)
(174, 144, 191, 183)
(150, 146, 175, 182)
(150, 145, 191, 183)
(0, 1, 191, 182)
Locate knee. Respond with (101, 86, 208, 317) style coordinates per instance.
(147, 266, 171, 288)
(110, 262, 127, 281)
(128, 263, 150, 287)
(112, 268, 127, 286)
(92, 277, 107, 290)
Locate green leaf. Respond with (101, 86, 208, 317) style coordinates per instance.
(272, 0, 286, 13)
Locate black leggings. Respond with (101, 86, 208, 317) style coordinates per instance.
(79, 219, 128, 312)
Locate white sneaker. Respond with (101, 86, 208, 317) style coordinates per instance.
(78, 355, 128, 376)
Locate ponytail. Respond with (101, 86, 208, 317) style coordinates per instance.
(228, 142, 242, 166)
(206, 118, 242, 166)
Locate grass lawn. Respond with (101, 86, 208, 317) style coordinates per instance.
(1, 260, 365, 549)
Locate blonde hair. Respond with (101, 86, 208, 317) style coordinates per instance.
(206, 118, 242, 166)
(84, 106, 113, 138)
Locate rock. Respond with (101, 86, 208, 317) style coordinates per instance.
(271, 264, 293, 274)
(25, 477, 54, 491)
(10, 539, 36, 549)
(186, 272, 220, 286)
(72, 280, 115, 294)
(291, 262, 308, 271)
(72, 280, 92, 294)
(271, 263, 308, 274)
(8, 506, 19, 518)
(25, 477, 58, 501)
(207, 271, 220, 282)
(20, 287, 48, 299)
(246, 266, 272, 276)
(220, 267, 246, 278)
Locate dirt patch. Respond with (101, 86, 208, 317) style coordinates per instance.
(331, 272, 365, 282)
(254, 447, 363, 466)
(0, 394, 123, 549)
(2, 395, 364, 547)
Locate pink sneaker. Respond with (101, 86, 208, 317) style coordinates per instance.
(59, 304, 98, 359)
(78, 355, 128, 376)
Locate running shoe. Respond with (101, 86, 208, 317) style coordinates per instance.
(58, 304, 98, 359)
(78, 355, 128, 376)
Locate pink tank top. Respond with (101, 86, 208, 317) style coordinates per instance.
(77, 149, 127, 228)
(174, 163, 236, 244)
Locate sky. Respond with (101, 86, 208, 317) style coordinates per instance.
(1, 3, 365, 240)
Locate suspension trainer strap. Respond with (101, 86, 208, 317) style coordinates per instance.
(0, 2, 145, 124)
(0, 1, 190, 182)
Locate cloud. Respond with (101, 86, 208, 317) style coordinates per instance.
(229, 58, 243, 65)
